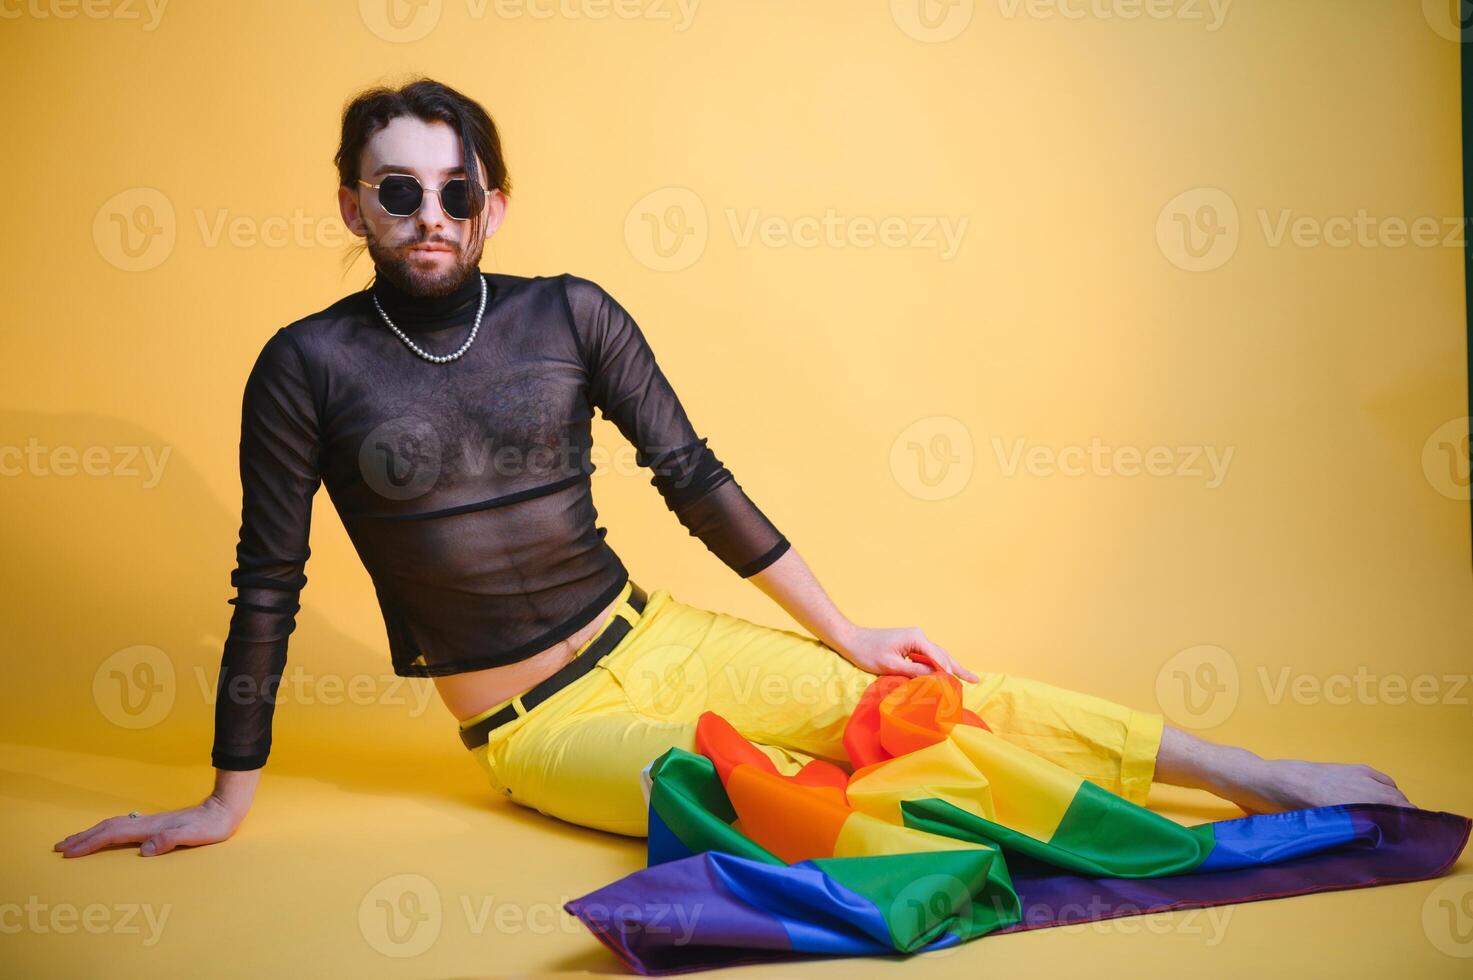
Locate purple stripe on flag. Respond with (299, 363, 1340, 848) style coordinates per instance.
(999, 804, 1470, 933)
(564, 803, 1471, 975)
(564, 852, 809, 975)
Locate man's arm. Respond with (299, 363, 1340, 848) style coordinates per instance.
(212, 326, 323, 772)
(563, 274, 790, 577)
(563, 274, 973, 682)
(747, 543, 978, 682)
(55, 327, 323, 858)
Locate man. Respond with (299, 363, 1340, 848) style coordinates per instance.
(55, 77, 1409, 858)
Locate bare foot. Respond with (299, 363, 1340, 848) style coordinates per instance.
(1154, 726, 1414, 815)
(1221, 758, 1413, 815)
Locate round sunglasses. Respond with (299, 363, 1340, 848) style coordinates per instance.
(357, 174, 475, 221)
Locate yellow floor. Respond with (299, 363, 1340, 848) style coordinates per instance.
(6, 704, 1471, 979)
(4, 0, 1468, 974)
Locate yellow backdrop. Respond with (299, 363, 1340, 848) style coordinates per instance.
(3, 1, 1469, 977)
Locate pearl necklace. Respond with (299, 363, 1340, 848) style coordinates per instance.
(370, 274, 487, 364)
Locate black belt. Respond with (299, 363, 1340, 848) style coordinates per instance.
(459, 581, 647, 750)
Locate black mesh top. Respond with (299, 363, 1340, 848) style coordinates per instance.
(211, 269, 791, 770)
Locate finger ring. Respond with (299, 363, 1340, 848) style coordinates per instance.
(127, 811, 140, 819)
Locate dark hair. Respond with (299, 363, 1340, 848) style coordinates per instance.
(334, 75, 512, 278)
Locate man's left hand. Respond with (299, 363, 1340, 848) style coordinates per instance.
(832, 626, 980, 683)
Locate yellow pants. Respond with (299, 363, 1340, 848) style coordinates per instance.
(462, 581, 1164, 837)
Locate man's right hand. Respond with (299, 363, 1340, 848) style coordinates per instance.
(53, 795, 245, 858)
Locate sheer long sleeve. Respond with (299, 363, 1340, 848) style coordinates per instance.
(561, 274, 790, 578)
(212, 327, 322, 770)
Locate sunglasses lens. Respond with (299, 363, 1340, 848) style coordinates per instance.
(377, 175, 422, 216)
(440, 178, 472, 220)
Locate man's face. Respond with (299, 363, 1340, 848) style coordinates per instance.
(339, 114, 507, 297)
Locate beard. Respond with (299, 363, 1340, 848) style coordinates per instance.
(364, 223, 483, 298)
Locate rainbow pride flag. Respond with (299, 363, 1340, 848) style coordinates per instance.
(564, 670, 1470, 975)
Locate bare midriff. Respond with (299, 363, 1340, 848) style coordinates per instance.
(432, 589, 627, 723)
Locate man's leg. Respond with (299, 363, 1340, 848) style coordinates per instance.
(670, 598, 1415, 814)
(1154, 724, 1411, 813)
(491, 590, 1415, 833)
(955, 673, 1415, 811)
(637, 604, 1167, 803)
